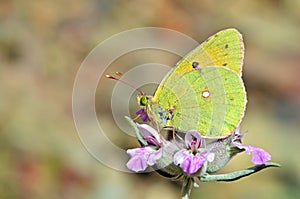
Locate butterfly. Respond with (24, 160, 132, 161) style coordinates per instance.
(136, 28, 247, 138)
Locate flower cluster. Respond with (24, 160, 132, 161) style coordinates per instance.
(124, 114, 280, 199)
(126, 118, 272, 177)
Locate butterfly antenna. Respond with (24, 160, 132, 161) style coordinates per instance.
(106, 72, 144, 95)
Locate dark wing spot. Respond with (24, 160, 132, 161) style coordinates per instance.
(225, 44, 229, 49)
(222, 63, 227, 66)
(192, 61, 199, 69)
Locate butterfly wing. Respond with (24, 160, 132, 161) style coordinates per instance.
(154, 66, 247, 138)
(154, 28, 244, 102)
(177, 28, 244, 76)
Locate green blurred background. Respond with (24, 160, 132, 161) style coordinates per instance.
(1, 0, 300, 199)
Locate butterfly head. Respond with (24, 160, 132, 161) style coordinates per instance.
(137, 95, 153, 107)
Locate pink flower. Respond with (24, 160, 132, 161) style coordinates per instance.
(126, 123, 162, 172)
(136, 108, 151, 122)
(232, 126, 271, 164)
(173, 131, 214, 176)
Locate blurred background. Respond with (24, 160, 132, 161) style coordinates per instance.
(1, 0, 300, 199)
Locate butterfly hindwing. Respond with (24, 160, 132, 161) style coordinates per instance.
(154, 66, 246, 138)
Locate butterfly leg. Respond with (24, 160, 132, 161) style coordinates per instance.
(166, 106, 176, 120)
(132, 114, 141, 121)
(164, 125, 185, 148)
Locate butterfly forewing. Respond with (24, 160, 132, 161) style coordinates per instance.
(191, 28, 244, 76)
(153, 28, 244, 102)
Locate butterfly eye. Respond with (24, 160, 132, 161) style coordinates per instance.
(139, 96, 148, 106)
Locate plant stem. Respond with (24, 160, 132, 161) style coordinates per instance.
(199, 162, 280, 182)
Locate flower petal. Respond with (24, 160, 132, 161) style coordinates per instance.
(173, 149, 187, 166)
(185, 130, 202, 149)
(147, 148, 163, 166)
(173, 149, 211, 176)
(126, 147, 159, 172)
(126, 154, 148, 172)
(136, 123, 161, 146)
(248, 146, 271, 164)
(136, 108, 151, 122)
(234, 143, 271, 164)
(126, 146, 163, 172)
(126, 148, 148, 172)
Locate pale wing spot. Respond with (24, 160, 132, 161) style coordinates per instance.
(202, 90, 211, 98)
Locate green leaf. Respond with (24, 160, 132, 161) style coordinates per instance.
(125, 116, 147, 146)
